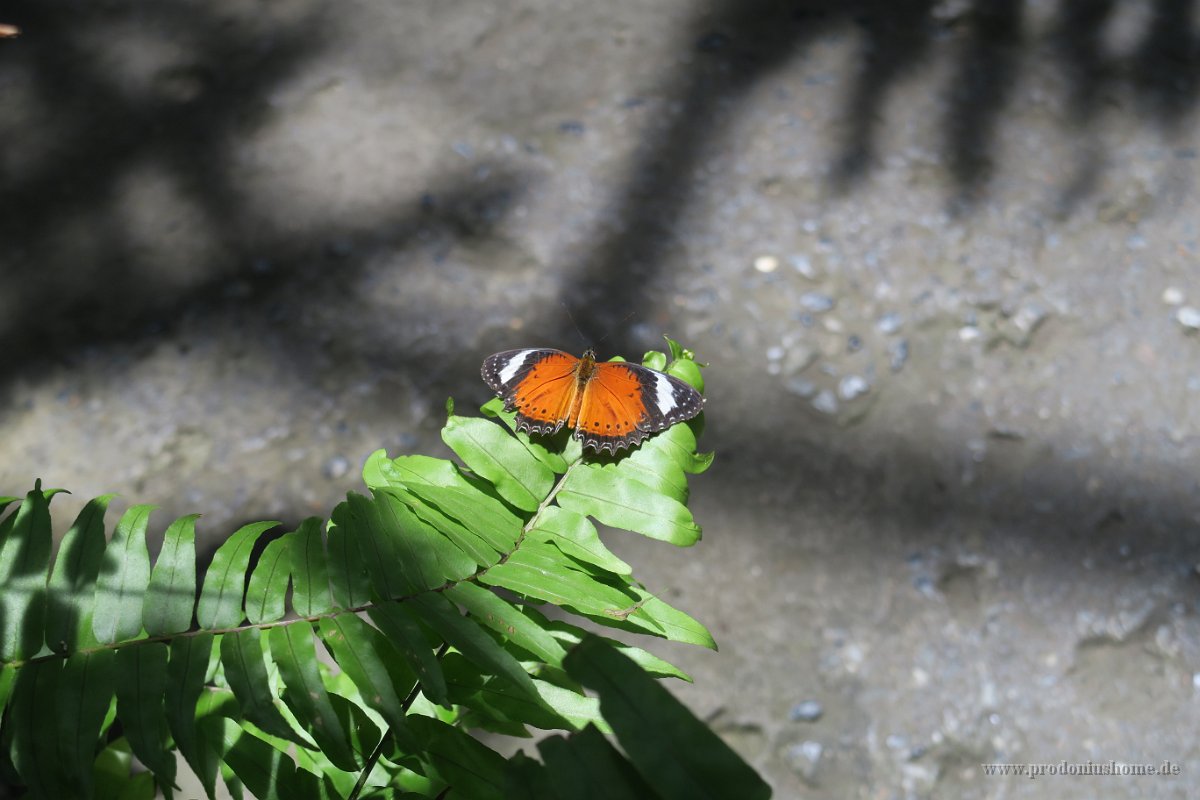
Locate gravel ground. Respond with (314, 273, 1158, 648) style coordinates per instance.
(4, 1, 1200, 798)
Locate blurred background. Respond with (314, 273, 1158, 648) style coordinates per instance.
(3, 1, 1200, 797)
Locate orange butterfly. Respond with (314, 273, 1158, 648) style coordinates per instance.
(482, 348, 704, 453)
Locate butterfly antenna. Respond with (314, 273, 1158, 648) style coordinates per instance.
(592, 311, 637, 349)
(560, 302, 591, 347)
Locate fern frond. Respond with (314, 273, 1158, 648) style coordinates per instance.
(0, 339, 769, 799)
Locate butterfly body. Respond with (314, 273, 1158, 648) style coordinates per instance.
(482, 348, 704, 453)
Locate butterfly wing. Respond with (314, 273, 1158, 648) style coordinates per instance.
(482, 349, 581, 435)
(575, 361, 705, 453)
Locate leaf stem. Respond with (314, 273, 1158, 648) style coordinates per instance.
(347, 641, 451, 800)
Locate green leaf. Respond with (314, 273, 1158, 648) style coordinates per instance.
(503, 751, 557, 800)
(623, 588, 715, 649)
(289, 517, 332, 617)
(245, 533, 292, 625)
(539, 727, 655, 800)
(614, 444, 688, 503)
(197, 521, 278, 630)
(376, 489, 478, 591)
(269, 623, 359, 772)
(0, 486, 55, 660)
(526, 506, 631, 576)
(58, 649, 116, 797)
(444, 582, 567, 666)
(45, 494, 116, 653)
(406, 715, 508, 800)
(93, 738, 134, 800)
(202, 717, 297, 800)
(166, 633, 218, 799)
(10, 659, 69, 797)
(144, 513, 200, 636)
(641, 349, 667, 371)
(481, 399, 569, 473)
(363, 451, 475, 492)
(114, 642, 177, 789)
(344, 492, 411, 600)
(644, 421, 712, 475)
(403, 483, 522, 553)
(564, 637, 770, 800)
(666, 357, 705, 394)
(117, 772, 157, 800)
(92, 504, 157, 645)
(558, 466, 700, 546)
(534, 612, 694, 681)
(326, 504, 370, 610)
(443, 414, 554, 512)
(408, 592, 540, 702)
(480, 541, 637, 616)
(383, 486, 498, 566)
(318, 615, 417, 749)
(446, 651, 604, 733)
(350, 486, 479, 599)
(220, 629, 309, 748)
(0, 663, 16, 710)
(367, 601, 448, 707)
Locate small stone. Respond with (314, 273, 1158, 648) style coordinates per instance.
(753, 254, 780, 273)
(1012, 304, 1047, 336)
(785, 740, 823, 782)
(1176, 306, 1200, 330)
(782, 344, 817, 374)
(959, 326, 982, 342)
(876, 312, 903, 335)
(789, 700, 824, 722)
(799, 292, 835, 313)
(789, 254, 819, 279)
(322, 455, 350, 480)
(558, 120, 586, 135)
(786, 376, 817, 397)
(766, 345, 785, 361)
(889, 339, 909, 371)
(838, 375, 869, 401)
(812, 390, 838, 414)
(847, 334, 862, 352)
(1163, 287, 1185, 306)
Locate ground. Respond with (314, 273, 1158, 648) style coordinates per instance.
(3, 1, 1200, 798)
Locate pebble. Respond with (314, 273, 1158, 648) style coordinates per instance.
(1163, 287, 1185, 306)
(782, 344, 817, 374)
(799, 292, 835, 313)
(876, 312, 903, 335)
(766, 345, 785, 361)
(786, 376, 817, 397)
(790, 700, 824, 722)
(754, 254, 780, 273)
(838, 375, 869, 401)
(322, 455, 350, 480)
(1176, 306, 1200, 330)
(1011, 304, 1047, 337)
(812, 390, 838, 414)
(789, 254, 819, 279)
(889, 339, 909, 371)
(785, 741, 823, 782)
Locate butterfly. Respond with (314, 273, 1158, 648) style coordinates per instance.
(482, 348, 705, 454)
